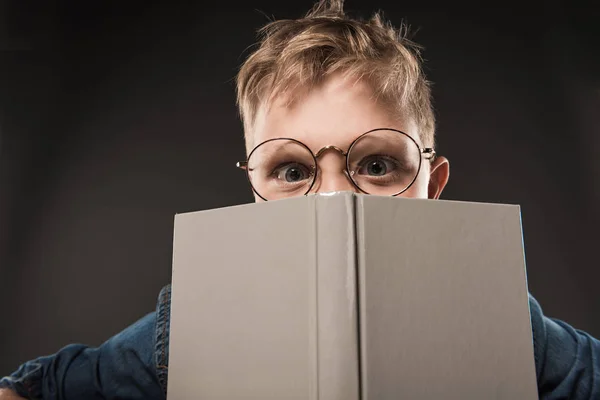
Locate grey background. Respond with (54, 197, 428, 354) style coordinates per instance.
(1, 0, 599, 375)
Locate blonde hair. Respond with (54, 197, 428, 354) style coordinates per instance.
(236, 0, 435, 150)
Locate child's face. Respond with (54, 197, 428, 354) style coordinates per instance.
(249, 74, 449, 202)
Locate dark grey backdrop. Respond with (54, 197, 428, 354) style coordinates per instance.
(1, 0, 598, 376)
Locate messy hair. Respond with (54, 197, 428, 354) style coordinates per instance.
(236, 0, 435, 150)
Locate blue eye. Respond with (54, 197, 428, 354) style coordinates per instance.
(357, 156, 397, 176)
(273, 163, 312, 183)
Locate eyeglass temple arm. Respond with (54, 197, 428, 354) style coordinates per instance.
(236, 161, 248, 170)
(422, 148, 436, 160)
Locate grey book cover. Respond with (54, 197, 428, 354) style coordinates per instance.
(167, 192, 537, 399)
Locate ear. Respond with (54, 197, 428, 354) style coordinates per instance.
(428, 156, 450, 199)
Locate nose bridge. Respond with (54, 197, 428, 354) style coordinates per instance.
(312, 148, 356, 194)
(314, 145, 347, 159)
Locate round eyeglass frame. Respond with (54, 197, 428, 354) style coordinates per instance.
(236, 128, 436, 201)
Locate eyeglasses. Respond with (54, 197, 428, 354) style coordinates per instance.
(236, 128, 436, 201)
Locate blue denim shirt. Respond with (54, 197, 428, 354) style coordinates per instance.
(2, 284, 599, 399)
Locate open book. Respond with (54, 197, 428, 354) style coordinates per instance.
(167, 192, 537, 399)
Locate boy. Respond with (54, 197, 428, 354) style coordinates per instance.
(1, 0, 598, 398)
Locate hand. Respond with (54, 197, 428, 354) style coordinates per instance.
(0, 389, 26, 399)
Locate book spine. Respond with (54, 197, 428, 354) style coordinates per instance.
(314, 193, 360, 400)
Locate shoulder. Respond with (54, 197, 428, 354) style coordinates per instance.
(529, 293, 600, 399)
(155, 284, 172, 394)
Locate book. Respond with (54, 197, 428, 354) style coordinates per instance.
(167, 192, 537, 399)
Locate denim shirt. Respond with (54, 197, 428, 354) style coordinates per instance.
(2, 284, 599, 399)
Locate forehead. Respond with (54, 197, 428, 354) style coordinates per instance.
(251, 75, 419, 152)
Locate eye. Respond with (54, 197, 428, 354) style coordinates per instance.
(357, 156, 398, 176)
(272, 163, 312, 183)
